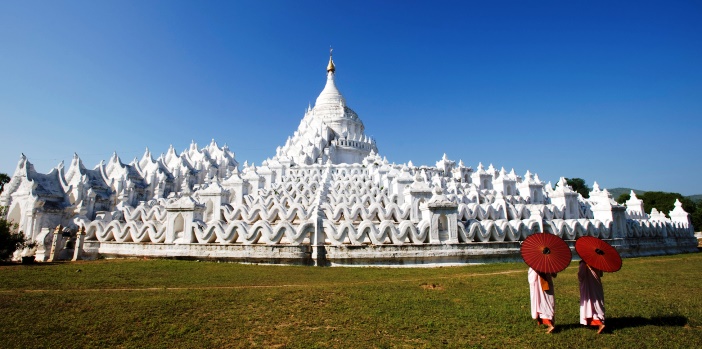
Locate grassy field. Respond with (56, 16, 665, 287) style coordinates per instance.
(1, 253, 701, 348)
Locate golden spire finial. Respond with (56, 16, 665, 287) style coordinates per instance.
(327, 46, 335, 73)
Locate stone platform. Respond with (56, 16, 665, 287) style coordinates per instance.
(82, 241, 314, 265)
(78, 236, 698, 267)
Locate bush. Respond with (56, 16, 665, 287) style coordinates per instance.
(0, 217, 29, 261)
(565, 178, 590, 198)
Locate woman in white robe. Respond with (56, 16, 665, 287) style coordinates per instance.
(528, 267, 556, 333)
(578, 260, 606, 334)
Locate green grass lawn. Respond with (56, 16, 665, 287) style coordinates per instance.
(1, 253, 701, 348)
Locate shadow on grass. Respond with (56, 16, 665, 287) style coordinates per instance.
(555, 316, 688, 333)
(607, 315, 688, 329)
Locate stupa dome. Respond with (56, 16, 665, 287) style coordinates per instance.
(315, 69, 345, 107)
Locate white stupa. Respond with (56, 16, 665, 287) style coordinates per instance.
(274, 49, 376, 165)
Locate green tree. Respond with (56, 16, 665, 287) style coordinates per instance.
(565, 178, 590, 198)
(636, 191, 696, 216)
(691, 207, 702, 232)
(0, 173, 10, 193)
(0, 217, 27, 261)
(616, 193, 630, 204)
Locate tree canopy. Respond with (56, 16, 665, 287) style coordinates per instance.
(565, 178, 590, 198)
(0, 217, 27, 261)
(0, 173, 10, 193)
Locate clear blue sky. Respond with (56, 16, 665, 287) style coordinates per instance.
(1, 1, 700, 195)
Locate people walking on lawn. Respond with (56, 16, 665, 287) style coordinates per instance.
(528, 267, 557, 333)
(579, 260, 606, 334)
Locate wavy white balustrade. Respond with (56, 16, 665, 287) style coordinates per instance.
(323, 219, 426, 245)
(73, 148, 696, 250)
(123, 205, 168, 224)
(190, 220, 314, 245)
(221, 203, 315, 224)
(80, 199, 693, 247)
(460, 219, 539, 242)
(321, 203, 411, 223)
(87, 220, 166, 243)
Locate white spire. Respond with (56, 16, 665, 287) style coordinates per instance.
(315, 48, 345, 107)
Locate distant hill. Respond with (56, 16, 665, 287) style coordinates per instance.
(605, 188, 702, 203)
(607, 188, 646, 200)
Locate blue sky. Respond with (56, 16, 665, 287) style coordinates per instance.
(1, 1, 700, 195)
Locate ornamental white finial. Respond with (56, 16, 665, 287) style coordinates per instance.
(327, 47, 335, 73)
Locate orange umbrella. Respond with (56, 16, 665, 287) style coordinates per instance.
(520, 232, 572, 273)
(575, 236, 622, 272)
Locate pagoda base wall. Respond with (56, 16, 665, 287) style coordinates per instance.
(75, 236, 699, 267)
(81, 241, 314, 265)
(324, 236, 699, 267)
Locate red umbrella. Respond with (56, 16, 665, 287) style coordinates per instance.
(520, 233, 572, 274)
(575, 236, 622, 272)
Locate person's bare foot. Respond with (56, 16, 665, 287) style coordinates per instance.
(546, 325, 555, 333)
(597, 324, 605, 334)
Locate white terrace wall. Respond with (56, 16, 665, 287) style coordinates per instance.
(24, 160, 694, 266)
